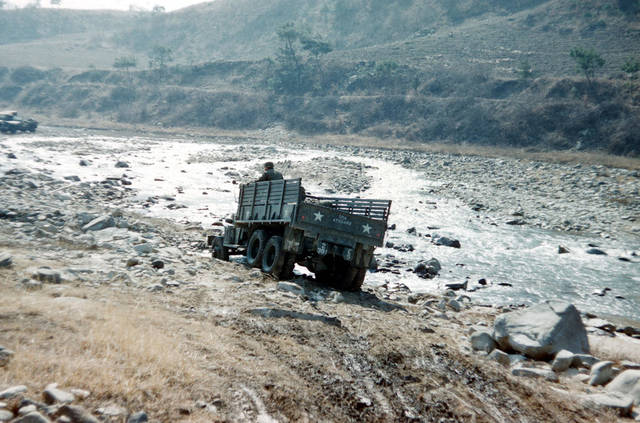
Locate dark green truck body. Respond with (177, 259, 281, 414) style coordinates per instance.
(212, 178, 391, 290)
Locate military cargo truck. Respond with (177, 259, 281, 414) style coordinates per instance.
(0, 111, 38, 134)
(211, 178, 391, 291)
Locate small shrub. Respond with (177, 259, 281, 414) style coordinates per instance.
(622, 57, 640, 76)
(10, 66, 46, 84)
(570, 47, 605, 88)
(618, 0, 640, 14)
(516, 60, 535, 79)
(0, 85, 22, 101)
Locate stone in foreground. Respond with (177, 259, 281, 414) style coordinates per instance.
(0, 409, 14, 422)
(43, 386, 75, 404)
(511, 366, 559, 382)
(12, 412, 51, 423)
(582, 392, 633, 417)
(493, 300, 589, 360)
(55, 405, 99, 423)
(488, 349, 510, 367)
(551, 349, 574, 372)
(82, 215, 115, 232)
(0, 385, 27, 399)
(589, 361, 615, 386)
(127, 411, 149, 423)
(470, 331, 496, 353)
(0, 347, 14, 367)
(606, 370, 640, 406)
(0, 253, 12, 268)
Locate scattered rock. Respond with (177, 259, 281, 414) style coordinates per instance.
(414, 258, 441, 278)
(445, 281, 468, 291)
(249, 308, 341, 327)
(506, 219, 526, 225)
(0, 385, 27, 399)
(55, 405, 100, 423)
(0, 253, 12, 268)
(586, 248, 607, 255)
(43, 386, 75, 404)
(151, 259, 164, 269)
(618, 326, 640, 337)
(447, 299, 462, 312)
(115, 161, 130, 168)
(572, 354, 599, 369)
(493, 301, 589, 360)
(0, 346, 14, 367)
(558, 246, 570, 254)
(133, 243, 153, 255)
(606, 370, 640, 406)
(488, 349, 510, 366)
(127, 411, 149, 423)
(277, 282, 305, 296)
(12, 412, 51, 423)
(97, 405, 127, 417)
(551, 349, 574, 372)
(0, 410, 14, 422)
(82, 215, 115, 232)
(621, 361, 640, 370)
(78, 160, 90, 167)
(432, 235, 461, 248)
(586, 318, 616, 333)
(69, 389, 90, 399)
(32, 268, 62, 284)
(589, 361, 615, 386)
(18, 405, 37, 415)
(126, 258, 140, 267)
(511, 366, 559, 382)
(582, 392, 633, 417)
(470, 331, 496, 353)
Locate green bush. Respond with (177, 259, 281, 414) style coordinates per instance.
(10, 66, 46, 84)
(622, 57, 640, 75)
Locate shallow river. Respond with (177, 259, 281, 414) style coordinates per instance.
(5, 130, 640, 321)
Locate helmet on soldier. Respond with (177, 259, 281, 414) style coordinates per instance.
(264, 161, 275, 169)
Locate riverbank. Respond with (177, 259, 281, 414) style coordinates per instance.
(1, 127, 639, 421)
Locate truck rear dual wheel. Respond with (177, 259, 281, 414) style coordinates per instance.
(315, 258, 366, 292)
(246, 230, 267, 267)
(261, 236, 294, 280)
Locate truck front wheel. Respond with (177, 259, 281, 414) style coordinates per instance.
(246, 230, 267, 267)
(211, 236, 229, 261)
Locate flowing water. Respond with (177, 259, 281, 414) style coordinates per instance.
(4, 130, 639, 321)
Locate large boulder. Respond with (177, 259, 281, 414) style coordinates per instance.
(493, 301, 589, 360)
(606, 370, 640, 406)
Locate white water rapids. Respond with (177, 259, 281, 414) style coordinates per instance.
(2, 129, 639, 322)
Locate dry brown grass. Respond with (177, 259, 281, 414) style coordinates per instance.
(0, 286, 235, 421)
(589, 334, 640, 364)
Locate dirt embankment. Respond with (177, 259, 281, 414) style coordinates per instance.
(0, 129, 638, 422)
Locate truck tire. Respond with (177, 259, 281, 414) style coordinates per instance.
(345, 267, 367, 291)
(211, 236, 229, 261)
(246, 229, 267, 267)
(262, 236, 286, 277)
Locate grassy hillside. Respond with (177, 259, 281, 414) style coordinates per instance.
(0, 0, 639, 156)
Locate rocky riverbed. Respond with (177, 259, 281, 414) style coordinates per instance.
(0, 126, 639, 422)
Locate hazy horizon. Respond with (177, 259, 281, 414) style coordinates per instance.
(5, 0, 208, 11)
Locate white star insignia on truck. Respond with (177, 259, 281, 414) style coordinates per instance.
(362, 224, 372, 234)
(314, 212, 324, 222)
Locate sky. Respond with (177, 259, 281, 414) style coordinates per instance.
(6, 0, 207, 12)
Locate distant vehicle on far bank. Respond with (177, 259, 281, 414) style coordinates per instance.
(0, 110, 38, 134)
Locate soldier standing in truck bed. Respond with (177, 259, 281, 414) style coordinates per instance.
(258, 161, 283, 181)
